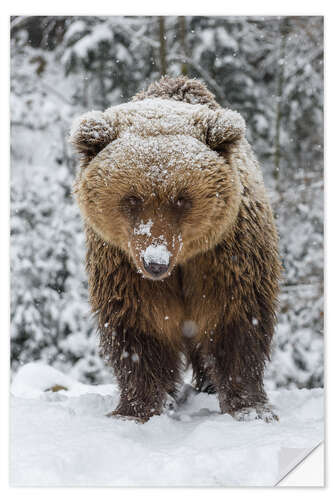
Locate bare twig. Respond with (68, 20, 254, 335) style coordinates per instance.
(38, 81, 73, 105)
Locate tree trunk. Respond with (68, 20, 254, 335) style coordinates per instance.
(159, 17, 167, 76)
(274, 19, 289, 181)
(178, 16, 188, 76)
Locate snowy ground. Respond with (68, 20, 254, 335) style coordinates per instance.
(10, 363, 324, 487)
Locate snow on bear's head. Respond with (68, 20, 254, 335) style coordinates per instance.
(70, 97, 244, 280)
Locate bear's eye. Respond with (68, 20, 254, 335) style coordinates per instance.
(121, 195, 144, 218)
(176, 197, 185, 207)
(174, 196, 192, 211)
(124, 195, 142, 208)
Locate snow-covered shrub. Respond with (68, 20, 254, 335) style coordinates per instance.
(10, 165, 111, 383)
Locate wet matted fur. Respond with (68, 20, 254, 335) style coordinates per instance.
(70, 76, 281, 422)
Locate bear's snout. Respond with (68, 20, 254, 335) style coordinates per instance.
(140, 243, 171, 280)
(143, 260, 169, 279)
(129, 217, 182, 280)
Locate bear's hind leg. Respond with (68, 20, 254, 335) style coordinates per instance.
(184, 337, 216, 394)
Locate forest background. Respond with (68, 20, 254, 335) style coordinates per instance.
(10, 16, 324, 389)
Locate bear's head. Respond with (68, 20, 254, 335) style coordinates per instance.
(70, 82, 245, 281)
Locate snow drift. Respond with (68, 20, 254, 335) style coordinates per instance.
(10, 363, 324, 487)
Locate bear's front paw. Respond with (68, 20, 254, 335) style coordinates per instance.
(232, 404, 279, 423)
(107, 401, 161, 423)
(108, 409, 148, 424)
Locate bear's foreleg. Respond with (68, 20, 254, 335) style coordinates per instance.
(205, 318, 278, 422)
(102, 328, 181, 422)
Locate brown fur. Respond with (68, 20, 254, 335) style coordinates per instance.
(70, 76, 281, 422)
(133, 75, 220, 110)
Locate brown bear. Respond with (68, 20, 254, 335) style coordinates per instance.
(70, 76, 281, 423)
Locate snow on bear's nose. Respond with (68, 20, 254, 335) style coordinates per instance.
(141, 243, 171, 278)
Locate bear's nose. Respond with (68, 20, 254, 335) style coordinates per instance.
(143, 260, 169, 278)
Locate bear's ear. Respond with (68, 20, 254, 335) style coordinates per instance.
(69, 110, 117, 165)
(206, 109, 246, 151)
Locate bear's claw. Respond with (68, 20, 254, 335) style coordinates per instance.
(231, 404, 279, 423)
(106, 410, 149, 423)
